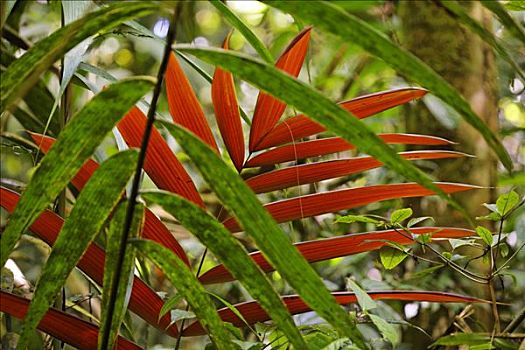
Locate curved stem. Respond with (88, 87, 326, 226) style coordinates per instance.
(99, 4, 181, 350)
(503, 307, 525, 333)
(393, 227, 488, 284)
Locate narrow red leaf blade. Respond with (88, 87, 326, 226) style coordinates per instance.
(29, 133, 191, 266)
(166, 52, 219, 151)
(200, 226, 474, 284)
(0, 187, 178, 337)
(0, 291, 141, 350)
(246, 133, 454, 167)
(212, 34, 245, 171)
(184, 290, 483, 336)
(223, 182, 480, 232)
(117, 107, 204, 207)
(255, 88, 428, 150)
(246, 151, 467, 193)
(249, 27, 312, 151)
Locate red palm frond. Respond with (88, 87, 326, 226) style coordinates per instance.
(28, 133, 190, 266)
(166, 52, 219, 151)
(223, 183, 479, 232)
(212, 34, 245, 171)
(0, 187, 178, 337)
(0, 291, 142, 349)
(249, 27, 312, 151)
(246, 151, 467, 193)
(255, 88, 428, 150)
(245, 133, 454, 167)
(183, 290, 483, 335)
(117, 107, 204, 207)
(199, 227, 474, 284)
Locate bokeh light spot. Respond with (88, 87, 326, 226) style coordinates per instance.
(153, 18, 170, 38)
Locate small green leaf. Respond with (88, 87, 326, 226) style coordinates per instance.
(336, 215, 382, 224)
(409, 264, 445, 279)
(407, 216, 434, 228)
(499, 243, 509, 258)
(449, 238, 477, 250)
(169, 309, 196, 324)
(442, 251, 452, 260)
(232, 339, 263, 350)
(322, 338, 360, 350)
(482, 203, 499, 213)
(380, 247, 408, 270)
(496, 191, 520, 216)
(368, 314, 399, 347)
(383, 240, 410, 253)
(476, 212, 502, 222)
(470, 344, 495, 350)
(159, 294, 184, 320)
(476, 226, 493, 246)
(415, 233, 432, 244)
(431, 333, 504, 347)
(390, 208, 413, 224)
(346, 279, 376, 311)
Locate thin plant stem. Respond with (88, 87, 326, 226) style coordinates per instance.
(488, 216, 506, 333)
(503, 307, 525, 333)
(492, 242, 525, 276)
(393, 227, 488, 284)
(493, 215, 505, 266)
(99, 4, 181, 350)
(488, 247, 501, 333)
(57, 7, 69, 349)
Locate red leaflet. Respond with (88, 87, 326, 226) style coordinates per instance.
(212, 34, 245, 172)
(246, 133, 454, 167)
(199, 227, 473, 284)
(249, 27, 312, 151)
(29, 133, 191, 266)
(246, 151, 466, 193)
(0, 291, 141, 349)
(183, 290, 482, 335)
(166, 52, 219, 151)
(255, 88, 428, 150)
(223, 182, 480, 232)
(29, 132, 99, 188)
(117, 107, 204, 207)
(0, 187, 178, 337)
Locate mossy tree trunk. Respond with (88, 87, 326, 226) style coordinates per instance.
(399, 0, 498, 227)
(398, 1, 499, 345)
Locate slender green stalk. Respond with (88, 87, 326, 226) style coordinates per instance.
(394, 227, 488, 284)
(98, 4, 181, 350)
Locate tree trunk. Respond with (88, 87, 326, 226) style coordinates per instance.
(399, 0, 498, 227)
(398, 1, 499, 345)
